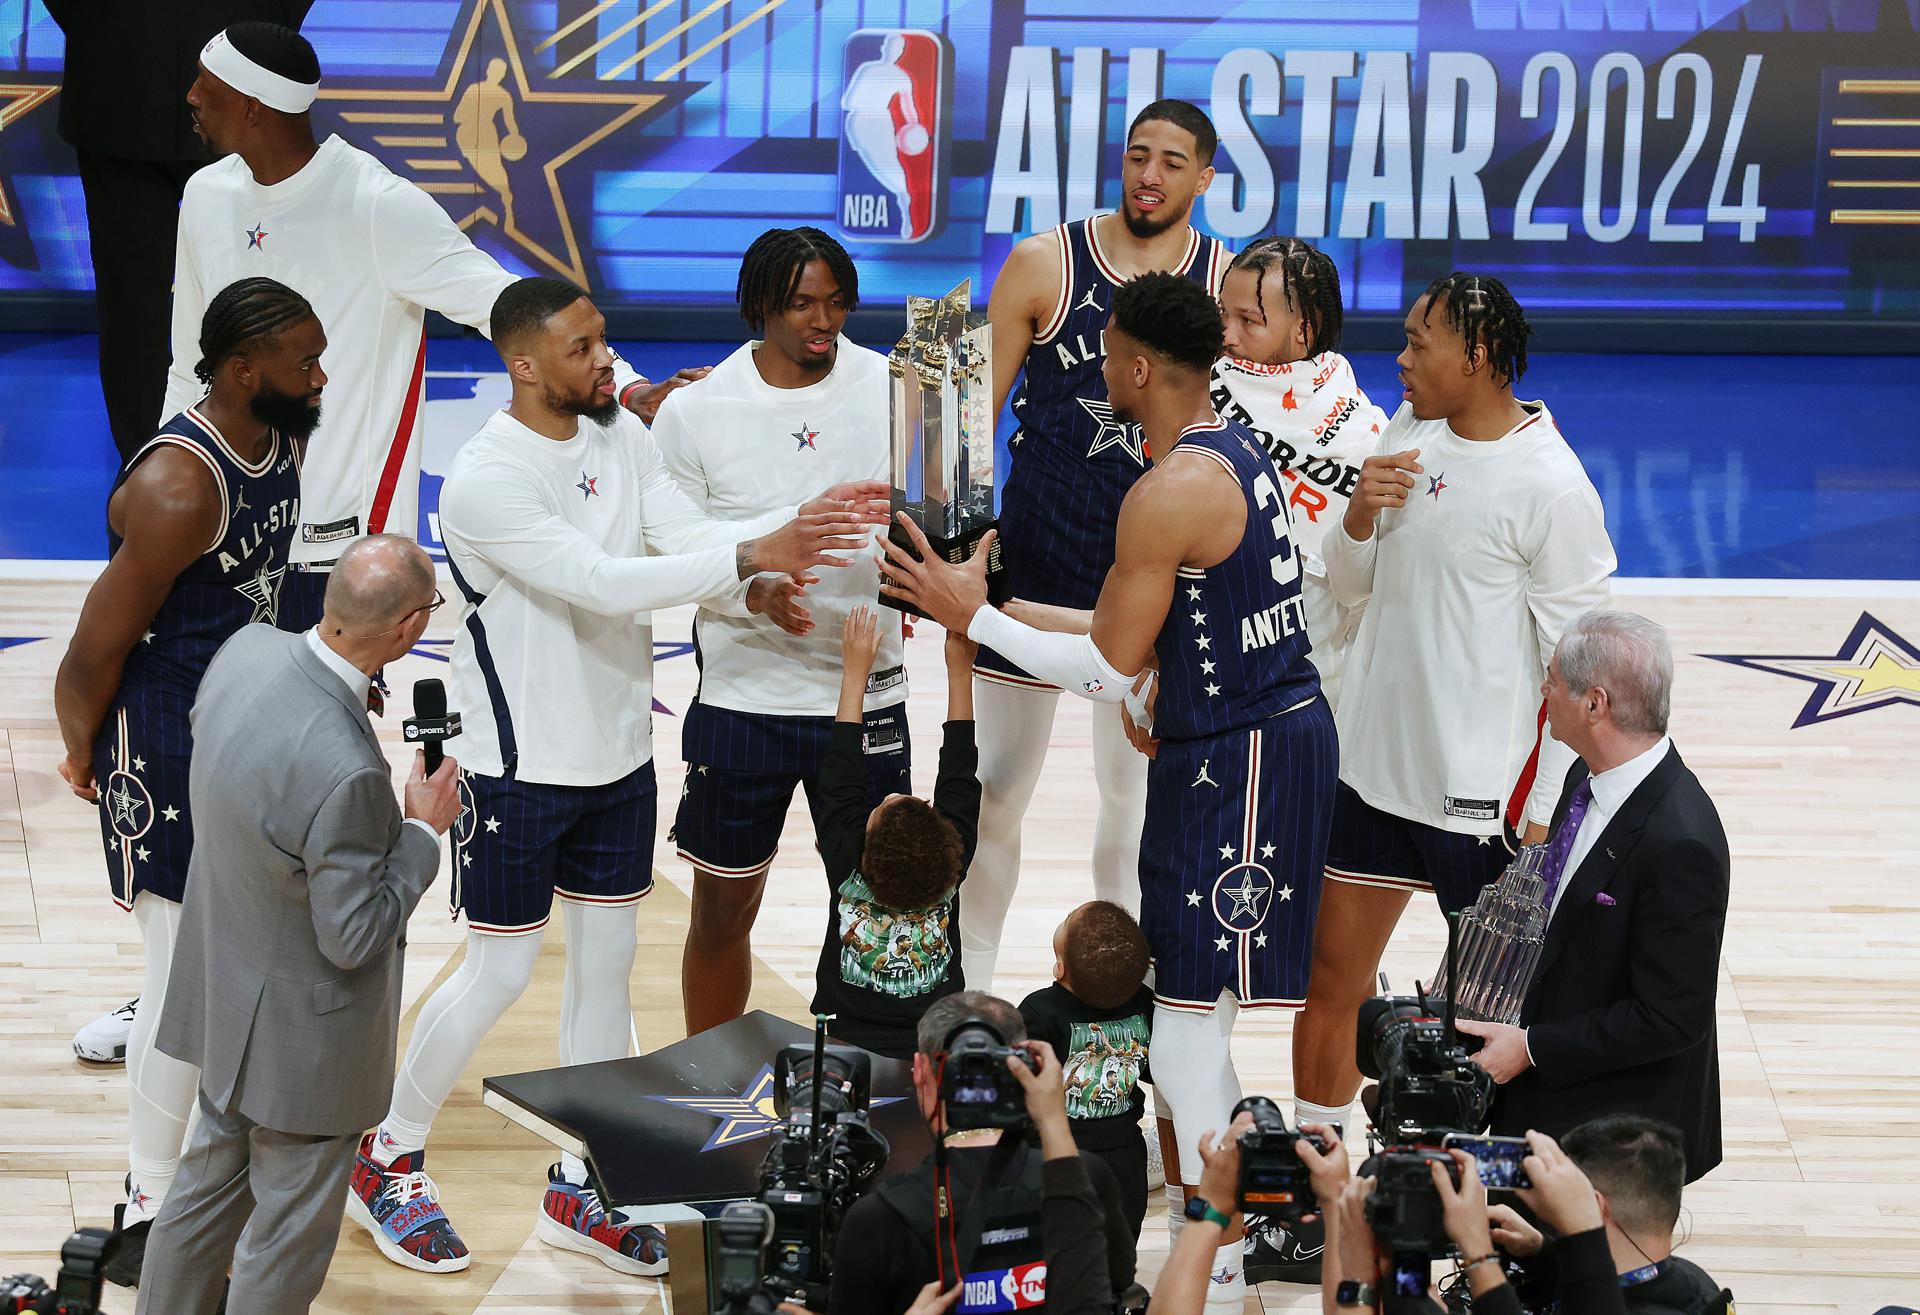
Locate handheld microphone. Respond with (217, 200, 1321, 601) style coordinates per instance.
(403, 678, 461, 774)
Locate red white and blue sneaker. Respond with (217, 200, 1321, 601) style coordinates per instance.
(535, 1164, 669, 1276)
(344, 1132, 470, 1273)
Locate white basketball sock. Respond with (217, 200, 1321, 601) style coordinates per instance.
(1293, 1096, 1351, 1140)
(126, 893, 200, 1220)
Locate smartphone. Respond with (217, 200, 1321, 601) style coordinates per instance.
(1442, 1133, 1533, 1190)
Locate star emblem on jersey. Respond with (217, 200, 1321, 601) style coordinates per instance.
(1077, 398, 1147, 467)
(1212, 862, 1277, 932)
(1704, 611, 1920, 728)
(233, 564, 286, 625)
(162, 806, 181, 822)
(313, 0, 695, 286)
(106, 772, 154, 840)
(644, 1064, 904, 1153)
(453, 776, 477, 847)
(245, 223, 268, 250)
(1428, 472, 1448, 499)
(792, 424, 819, 451)
(577, 471, 599, 499)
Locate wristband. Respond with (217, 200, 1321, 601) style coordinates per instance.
(1461, 1253, 1500, 1274)
(619, 378, 650, 410)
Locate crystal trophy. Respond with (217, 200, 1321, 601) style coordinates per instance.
(881, 278, 1010, 617)
(1428, 844, 1551, 1026)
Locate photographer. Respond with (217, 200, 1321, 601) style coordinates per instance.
(828, 992, 1135, 1315)
(1323, 1152, 1523, 1314)
(1493, 1122, 1731, 1315)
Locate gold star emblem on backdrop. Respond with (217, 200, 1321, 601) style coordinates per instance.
(315, 0, 692, 285)
(0, 83, 58, 228)
(1706, 611, 1920, 728)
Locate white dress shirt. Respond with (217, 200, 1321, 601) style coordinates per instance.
(305, 627, 436, 840)
(1547, 735, 1672, 925)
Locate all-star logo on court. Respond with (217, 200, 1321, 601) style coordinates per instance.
(314, 0, 696, 285)
(1705, 610, 1920, 728)
(645, 1064, 903, 1153)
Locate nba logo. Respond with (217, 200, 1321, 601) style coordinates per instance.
(838, 29, 950, 244)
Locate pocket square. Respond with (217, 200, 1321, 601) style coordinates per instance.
(1594, 892, 1617, 907)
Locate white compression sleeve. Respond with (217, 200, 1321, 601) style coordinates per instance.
(1148, 992, 1244, 1187)
(380, 929, 543, 1151)
(959, 678, 1062, 989)
(127, 893, 200, 1214)
(558, 899, 639, 1068)
(966, 606, 1134, 703)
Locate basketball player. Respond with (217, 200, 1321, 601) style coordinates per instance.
(76, 19, 704, 1059)
(1207, 237, 1390, 711)
(653, 228, 909, 1037)
(968, 98, 1230, 990)
(167, 22, 696, 633)
(1292, 272, 1615, 1157)
(349, 277, 885, 1278)
(881, 273, 1335, 1309)
(53, 278, 322, 1285)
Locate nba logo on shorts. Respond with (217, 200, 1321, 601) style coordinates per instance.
(838, 29, 949, 244)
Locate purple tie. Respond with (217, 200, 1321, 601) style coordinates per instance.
(1539, 777, 1595, 905)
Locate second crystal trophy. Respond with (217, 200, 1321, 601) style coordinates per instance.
(880, 278, 1010, 617)
(1428, 843, 1551, 1026)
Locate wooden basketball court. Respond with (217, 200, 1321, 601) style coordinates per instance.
(3, 579, 1916, 1313)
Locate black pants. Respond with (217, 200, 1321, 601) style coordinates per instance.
(76, 149, 204, 462)
(1082, 1135, 1148, 1242)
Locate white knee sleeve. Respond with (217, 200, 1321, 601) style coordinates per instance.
(1088, 705, 1147, 918)
(128, 893, 200, 1213)
(1148, 994, 1243, 1186)
(382, 929, 542, 1150)
(960, 679, 1058, 989)
(559, 900, 638, 1068)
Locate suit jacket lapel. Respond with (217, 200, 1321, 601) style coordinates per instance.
(291, 637, 383, 758)
(1535, 744, 1684, 978)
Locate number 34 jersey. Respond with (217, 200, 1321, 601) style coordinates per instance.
(1151, 416, 1322, 743)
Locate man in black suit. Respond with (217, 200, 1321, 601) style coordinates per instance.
(1457, 609, 1731, 1182)
(47, 0, 312, 464)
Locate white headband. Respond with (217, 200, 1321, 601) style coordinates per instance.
(201, 30, 319, 114)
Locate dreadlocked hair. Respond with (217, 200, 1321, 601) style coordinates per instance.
(1422, 271, 1532, 386)
(1111, 271, 1224, 373)
(194, 277, 315, 384)
(1228, 236, 1344, 359)
(735, 226, 859, 335)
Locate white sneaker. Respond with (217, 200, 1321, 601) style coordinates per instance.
(74, 997, 138, 1064)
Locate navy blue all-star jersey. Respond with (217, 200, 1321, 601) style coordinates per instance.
(980, 216, 1229, 686)
(1151, 417, 1321, 740)
(92, 407, 300, 908)
(1138, 415, 1337, 1011)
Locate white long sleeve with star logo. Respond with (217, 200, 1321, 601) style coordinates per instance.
(650, 339, 904, 717)
(1321, 400, 1616, 835)
(437, 408, 787, 786)
(163, 135, 641, 569)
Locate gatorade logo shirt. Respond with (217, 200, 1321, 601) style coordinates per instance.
(959, 1261, 1048, 1313)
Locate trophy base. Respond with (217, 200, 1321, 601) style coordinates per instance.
(880, 518, 1011, 619)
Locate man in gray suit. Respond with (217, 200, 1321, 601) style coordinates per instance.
(136, 533, 460, 1314)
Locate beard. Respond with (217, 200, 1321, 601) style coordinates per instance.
(251, 385, 322, 440)
(1121, 194, 1191, 239)
(545, 383, 621, 427)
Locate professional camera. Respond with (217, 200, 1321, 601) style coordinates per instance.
(745, 1019, 891, 1311)
(1231, 1096, 1332, 1224)
(3, 1227, 115, 1314)
(938, 1018, 1037, 1132)
(1351, 920, 1498, 1289)
(709, 1202, 779, 1315)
